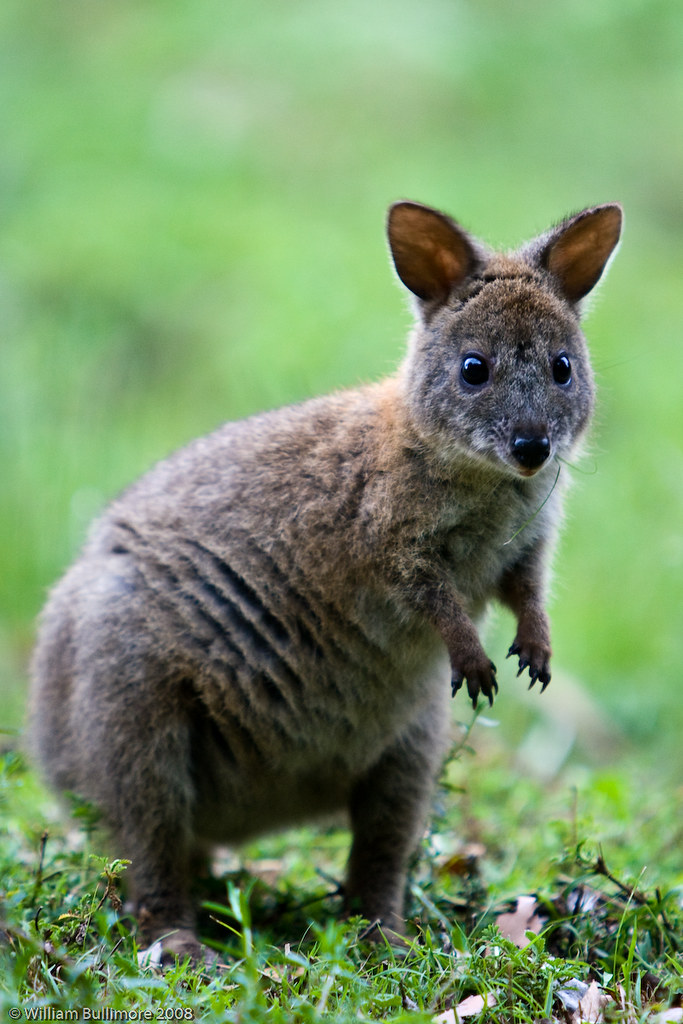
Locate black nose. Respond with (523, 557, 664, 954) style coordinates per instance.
(511, 433, 551, 470)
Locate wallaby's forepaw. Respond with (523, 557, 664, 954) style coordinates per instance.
(451, 658, 498, 709)
(507, 640, 551, 691)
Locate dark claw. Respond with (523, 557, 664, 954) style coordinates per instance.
(509, 636, 552, 692)
(453, 662, 498, 708)
(467, 675, 480, 709)
(451, 672, 464, 698)
(476, 662, 498, 709)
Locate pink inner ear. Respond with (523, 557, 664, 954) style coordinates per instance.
(547, 207, 621, 303)
(388, 203, 475, 302)
(437, 247, 468, 290)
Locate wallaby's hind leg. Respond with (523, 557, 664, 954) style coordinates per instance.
(91, 687, 201, 956)
(64, 635, 203, 958)
(344, 699, 448, 936)
(98, 710, 199, 957)
(33, 566, 233, 964)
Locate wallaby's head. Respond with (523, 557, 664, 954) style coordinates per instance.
(388, 201, 622, 477)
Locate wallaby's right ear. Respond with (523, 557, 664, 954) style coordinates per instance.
(387, 201, 479, 303)
(540, 203, 623, 303)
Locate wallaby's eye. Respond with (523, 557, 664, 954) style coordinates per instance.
(552, 352, 572, 386)
(461, 353, 490, 387)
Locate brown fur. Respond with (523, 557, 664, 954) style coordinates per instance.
(29, 199, 622, 960)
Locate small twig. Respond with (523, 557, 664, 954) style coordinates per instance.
(30, 830, 49, 906)
(314, 866, 344, 895)
(592, 851, 648, 905)
(591, 852, 680, 955)
(357, 919, 383, 942)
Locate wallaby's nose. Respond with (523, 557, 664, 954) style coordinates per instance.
(511, 433, 551, 471)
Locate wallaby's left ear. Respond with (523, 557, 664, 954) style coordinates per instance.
(540, 204, 623, 303)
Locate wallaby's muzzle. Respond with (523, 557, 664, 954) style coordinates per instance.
(511, 431, 551, 472)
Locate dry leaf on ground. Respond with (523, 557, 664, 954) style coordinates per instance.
(573, 980, 611, 1023)
(495, 895, 544, 947)
(434, 992, 497, 1022)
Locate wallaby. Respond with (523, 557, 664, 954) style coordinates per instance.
(30, 199, 622, 962)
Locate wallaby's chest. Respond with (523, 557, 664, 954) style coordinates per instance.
(437, 486, 544, 598)
(368, 468, 550, 608)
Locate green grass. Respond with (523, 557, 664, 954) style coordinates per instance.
(1, 0, 682, 1017)
(2, 730, 682, 1022)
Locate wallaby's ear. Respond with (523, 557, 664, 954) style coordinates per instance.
(541, 204, 623, 303)
(387, 201, 478, 303)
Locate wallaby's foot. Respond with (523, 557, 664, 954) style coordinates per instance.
(138, 927, 217, 970)
(450, 657, 498, 708)
(507, 640, 551, 691)
(357, 918, 412, 955)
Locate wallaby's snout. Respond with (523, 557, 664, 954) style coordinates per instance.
(510, 429, 551, 473)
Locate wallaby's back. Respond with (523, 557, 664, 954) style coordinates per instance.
(30, 199, 622, 961)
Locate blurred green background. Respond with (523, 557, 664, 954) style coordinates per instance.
(1, 0, 681, 775)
